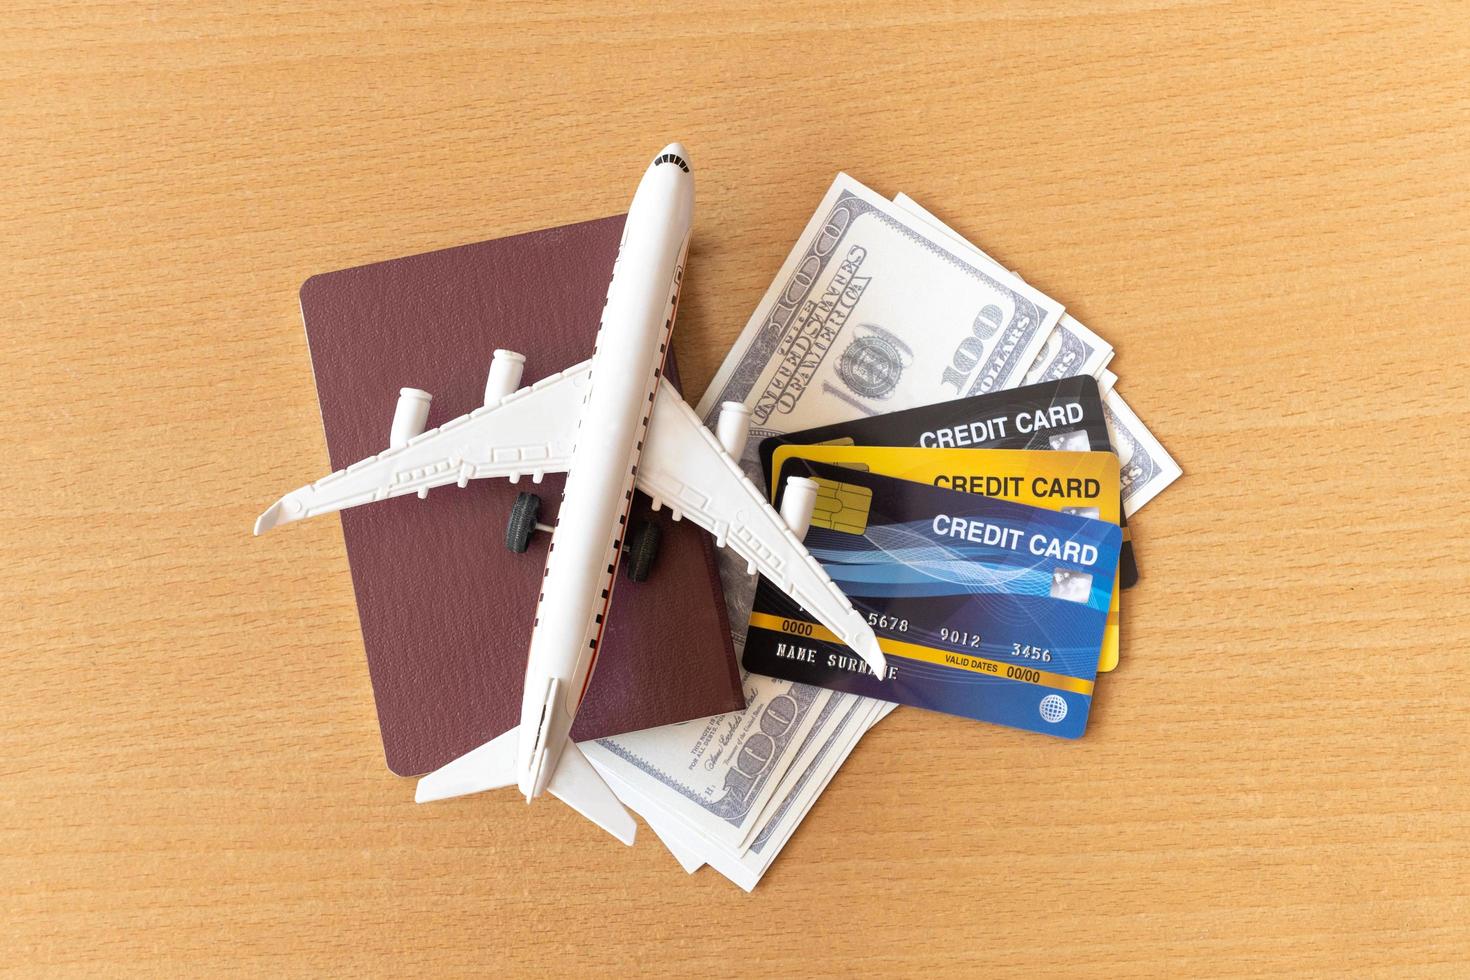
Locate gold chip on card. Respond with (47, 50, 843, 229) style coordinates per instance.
(809, 477, 872, 534)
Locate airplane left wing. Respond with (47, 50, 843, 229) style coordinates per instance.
(255, 360, 591, 534)
(637, 381, 886, 677)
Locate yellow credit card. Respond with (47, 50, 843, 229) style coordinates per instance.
(771, 444, 1125, 672)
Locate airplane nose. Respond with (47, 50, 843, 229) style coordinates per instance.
(653, 142, 691, 173)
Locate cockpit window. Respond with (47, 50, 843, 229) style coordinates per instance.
(654, 153, 690, 173)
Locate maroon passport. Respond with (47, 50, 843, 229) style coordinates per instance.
(298, 214, 742, 776)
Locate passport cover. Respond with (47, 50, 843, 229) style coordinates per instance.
(298, 214, 742, 776)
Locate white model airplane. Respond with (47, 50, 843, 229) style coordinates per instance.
(255, 143, 886, 845)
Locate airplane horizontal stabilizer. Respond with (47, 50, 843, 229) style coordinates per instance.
(549, 743, 637, 846)
(415, 725, 520, 804)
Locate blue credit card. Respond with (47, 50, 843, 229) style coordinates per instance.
(744, 460, 1122, 738)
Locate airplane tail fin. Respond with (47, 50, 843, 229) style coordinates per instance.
(414, 725, 521, 804)
(549, 743, 637, 846)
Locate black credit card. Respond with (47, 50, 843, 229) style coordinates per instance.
(758, 376, 1139, 588)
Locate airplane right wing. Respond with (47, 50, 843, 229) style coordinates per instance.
(636, 381, 886, 677)
(255, 360, 591, 534)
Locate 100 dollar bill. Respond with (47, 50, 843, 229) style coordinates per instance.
(1104, 386, 1183, 516)
(893, 192, 1180, 516)
(592, 694, 895, 888)
(583, 676, 834, 850)
(697, 173, 1063, 433)
(891, 192, 1114, 386)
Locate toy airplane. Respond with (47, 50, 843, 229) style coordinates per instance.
(255, 143, 885, 846)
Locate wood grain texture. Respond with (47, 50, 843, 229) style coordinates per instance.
(3, 2, 1467, 975)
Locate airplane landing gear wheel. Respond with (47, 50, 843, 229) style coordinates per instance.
(625, 520, 662, 582)
(506, 492, 542, 553)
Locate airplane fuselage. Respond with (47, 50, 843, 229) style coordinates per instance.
(515, 147, 694, 800)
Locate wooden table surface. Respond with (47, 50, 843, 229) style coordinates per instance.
(5, 2, 1468, 975)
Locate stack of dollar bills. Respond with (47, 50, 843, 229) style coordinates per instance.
(582, 174, 1181, 890)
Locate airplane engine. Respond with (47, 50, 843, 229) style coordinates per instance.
(484, 349, 526, 406)
(716, 401, 750, 459)
(390, 387, 432, 448)
(780, 476, 819, 542)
